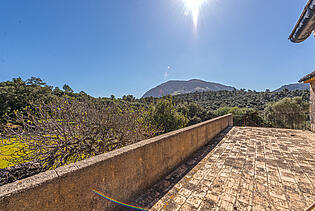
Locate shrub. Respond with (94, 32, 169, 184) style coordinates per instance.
(145, 97, 188, 133)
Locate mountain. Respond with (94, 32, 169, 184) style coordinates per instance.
(273, 83, 309, 92)
(142, 79, 236, 98)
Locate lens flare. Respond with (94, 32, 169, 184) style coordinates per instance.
(183, 0, 206, 27)
(92, 189, 148, 210)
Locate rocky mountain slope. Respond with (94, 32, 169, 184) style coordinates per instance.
(142, 79, 235, 98)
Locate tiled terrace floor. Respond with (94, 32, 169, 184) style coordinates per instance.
(149, 127, 315, 211)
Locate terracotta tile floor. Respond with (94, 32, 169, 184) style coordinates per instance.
(148, 127, 315, 211)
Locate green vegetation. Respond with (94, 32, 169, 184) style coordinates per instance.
(177, 102, 213, 126)
(0, 77, 91, 122)
(172, 89, 309, 129)
(138, 88, 309, 129)
(213, 107, 266, 127)
(145, 97, 188, 133)
(0, 77, 310, 170)
(173, 89, 309, 111)
(264, 97, 309, 129)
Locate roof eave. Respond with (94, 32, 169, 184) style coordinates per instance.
(299, 70, 315, 83)
(289, 0, 315, 43)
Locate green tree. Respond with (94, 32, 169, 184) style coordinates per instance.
(264, 97, 308, 129)
(213, 106, 264, 127)
(0, 77, 54, 121)
(62, 84, 73, 93)
(26, 77, 46, 86)
(53, 87, 63, 97)
(122, 95, 135, 102)
(177, 102, 209, 126)
(145, 97, 188, 133)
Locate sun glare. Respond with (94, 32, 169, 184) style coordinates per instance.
(184, 0, 206, 27)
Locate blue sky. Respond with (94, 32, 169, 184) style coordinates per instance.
(0, 0, 314, 98)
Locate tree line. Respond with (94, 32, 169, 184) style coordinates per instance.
(0, 77, 310, 171)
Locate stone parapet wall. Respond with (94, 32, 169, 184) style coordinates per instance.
(0, 114, 232, 211)
(310, 82, 315, 132)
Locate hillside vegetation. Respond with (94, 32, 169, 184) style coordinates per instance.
(0, 77, 310, 173)
(173, 89, 309, 111)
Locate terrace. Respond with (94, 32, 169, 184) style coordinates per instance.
(138, 127, 315, 210)
(0, 114, 314, 210)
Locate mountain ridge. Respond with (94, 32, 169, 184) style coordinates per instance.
(142, 79, 236, 98)
(273, 83, 309, 92)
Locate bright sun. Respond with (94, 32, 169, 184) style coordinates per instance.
(184, 0, 206, 27)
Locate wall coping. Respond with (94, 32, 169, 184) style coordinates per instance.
(0, 114, 232, 206)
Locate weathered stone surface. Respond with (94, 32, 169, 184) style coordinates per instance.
(149, 127, 315, 211)
(0, 162, 44, 186)
(310, 82, 315, 132)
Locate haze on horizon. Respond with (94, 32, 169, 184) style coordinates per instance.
(0, 0, 314, 98)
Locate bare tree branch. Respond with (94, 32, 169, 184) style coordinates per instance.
(1, 97, 158, 170)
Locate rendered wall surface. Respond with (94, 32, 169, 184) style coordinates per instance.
(310, 82, 315, 132)
(0, 114, 233, 211)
